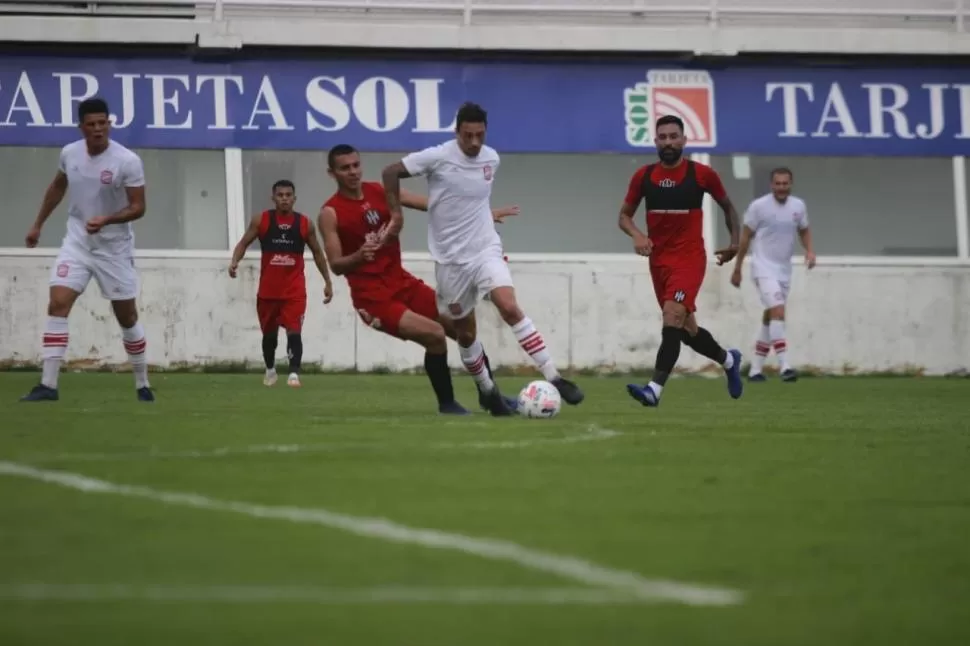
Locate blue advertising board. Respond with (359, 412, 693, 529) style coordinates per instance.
(1, 55, 969, 156)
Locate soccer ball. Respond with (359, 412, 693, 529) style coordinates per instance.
(517, 380, 562, 419)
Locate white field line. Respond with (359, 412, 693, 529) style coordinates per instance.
(0, 461, 743, 607)
(18, 425, 623, 464)
(0, 583, 645, 605)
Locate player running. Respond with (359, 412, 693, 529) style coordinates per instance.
(229, 180, 334, 388)
(730, 167, 815, 382)
(619, 114, 744, 408)
(319, 143, 519, 414)
(21, 97, 153, 402)
(380, 102, 584, 416)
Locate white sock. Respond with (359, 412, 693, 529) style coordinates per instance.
(459, 340, 496, 393)
(723, 350, 735, 370)
(41, 316, 69, 389)
(769, 320, 790, 371)
(751, 325, 771, 374)
(511, 316, 560, 381)
(647, 381, 664, 398)
(122, 322, 150, 389)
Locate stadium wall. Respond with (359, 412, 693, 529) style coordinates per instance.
(2, 255, 968, 376)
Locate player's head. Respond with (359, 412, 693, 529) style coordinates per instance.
(770, 167, 793, 202)
(327, 144, 363, 192)
(78, 97, 111, 148)
(272, 179, 296, 212)
(654, 115, 686, 165)
(454, 102, 487, 157)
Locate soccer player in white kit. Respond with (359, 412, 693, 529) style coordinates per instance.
(380, 102, 584, 416)
(21, 97, 154, 402)
(730, 167, 816, 382)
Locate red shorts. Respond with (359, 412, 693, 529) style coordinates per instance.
(650, 260, 706, 313)
(257, 297, 307, 334)
(352, 275, 437, 339)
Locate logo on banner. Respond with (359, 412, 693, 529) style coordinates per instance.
(623, 70, 717, 148)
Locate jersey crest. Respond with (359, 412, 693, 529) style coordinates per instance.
(483, 164, 493, 180)
(363, 208, 382, 228)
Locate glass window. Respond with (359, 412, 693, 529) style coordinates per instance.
(711, 155, 958, 257)
(0, 146, 228, 250)
(243, 149, 666, 254)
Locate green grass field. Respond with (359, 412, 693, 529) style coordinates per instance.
(1, 372, 968, 646)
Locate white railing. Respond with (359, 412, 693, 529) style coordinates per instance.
(0, 0, 966, 31)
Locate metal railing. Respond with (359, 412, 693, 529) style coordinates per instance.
(0, 0, 966, 31)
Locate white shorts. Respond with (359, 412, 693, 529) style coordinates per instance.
(753, 276, 791, 309)
(50, 241, 140, 301)
(434, 253, 514, 319)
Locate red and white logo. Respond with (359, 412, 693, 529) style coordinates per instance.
(483, 164, 492, 180)
(100, 170, 114, 185)
(623, 70, 717, 148)
(56, 263, 69, 278)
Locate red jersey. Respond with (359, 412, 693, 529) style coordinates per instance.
(257, 209, 308, 300)
(623, 160, 727, 260)
(324, 182, 406, 293)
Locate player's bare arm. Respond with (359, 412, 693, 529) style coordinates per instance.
(730, 225, 757, 288)
(26, 170, 68, 247)
(713, 194, 741, 266)
(380, 161, 412, 242)
(618, 201, 652, 256)
(400, 188, 519, 223)
(799, 226, 816, 268)
(304, 218, 334, 303)
(317, 206, 378, 276)
(228, 214, 262, 278)
(88, 186, 146, 234)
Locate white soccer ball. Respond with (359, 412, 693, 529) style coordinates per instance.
(517, 380, 562, 419)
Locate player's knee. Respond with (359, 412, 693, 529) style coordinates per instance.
(47, 300, 71, 318)
(661, 302, 687, 328)
(47, 287, 77, 317)
(768, 306, 785, 320)
(419, 324, 447, 353)
(489, 287, 521, 325)
(454, 325, 476, 348)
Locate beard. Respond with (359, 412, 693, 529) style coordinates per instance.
(658, 146, 683, 164)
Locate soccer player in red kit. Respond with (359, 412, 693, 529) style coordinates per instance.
(229, 179, 334, 388)
(318, 144, 519, 414)
(619, 115, 744, 407)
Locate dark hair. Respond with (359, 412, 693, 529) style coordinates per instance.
(78, 97, 109, 122)
(327, 143, 358, 169)
(770, 167, 793, 181)
(272, 179, 295, 194)
(455, 102, 487, 129)
(655, 115, 684, 132)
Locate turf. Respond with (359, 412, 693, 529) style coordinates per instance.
(0, 372, 968, 646)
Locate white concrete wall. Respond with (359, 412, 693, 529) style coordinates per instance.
(1, 256, 968, 375)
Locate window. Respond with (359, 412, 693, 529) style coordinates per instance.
(242, 149, 664, 254)
(0, 146, 228, 251)
(711, 155, 958, 257)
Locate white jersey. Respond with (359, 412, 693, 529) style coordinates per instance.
(59, 139, 145, 253)
(401, 139, 502, 265)
(743, 193, 809, 280)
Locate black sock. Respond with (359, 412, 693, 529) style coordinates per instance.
(483, 351, 495, 379)
(682, 327, 728, 364)
(261, 333, 278, 369)
(652, 326, 683, 386)
(287, 333, 303, 373)
(424, 351, 455, 406)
